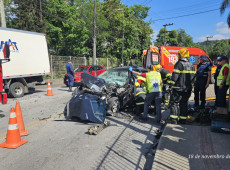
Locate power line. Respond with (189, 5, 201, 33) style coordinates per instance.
(153, 8, 219, 22)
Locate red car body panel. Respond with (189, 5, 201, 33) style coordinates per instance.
(64, 65, 106, 85)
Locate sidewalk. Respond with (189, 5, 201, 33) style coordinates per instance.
(152, 124, 230, 170)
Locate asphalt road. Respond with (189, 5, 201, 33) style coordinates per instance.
(0, 83, 160, 170)
(0, 80, 218, 170)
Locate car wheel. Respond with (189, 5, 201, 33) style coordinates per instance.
(107, 97, 120, 115)
(8, 82, 25, 98)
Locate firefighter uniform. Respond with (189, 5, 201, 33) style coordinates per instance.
(158, 66, 172, 107)
(135, 86, 146, 115)
(134, 76, 146, 115)
(216, 57, 230, 108)
(194, 55, 211, 109)
(170, 48, 196, 124)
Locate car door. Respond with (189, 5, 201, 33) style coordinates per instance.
(96, 66, 103, 75)
(89, 66, 96, 76)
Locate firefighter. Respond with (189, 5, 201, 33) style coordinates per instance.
(216, 56, 230, 108)
(130, 65, 163, 123)
(134, 82, 146, 115)
(155, 64, 172, 109)
(169, 48, 196, 124)
(66, 60, 75, 92)
(194, 55, 211, 110)
(214, 57, 223, 107)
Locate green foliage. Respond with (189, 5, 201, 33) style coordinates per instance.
(206, 39, 230, 60)
(5, 0, 153, 65)
(155, 28, 198, 47)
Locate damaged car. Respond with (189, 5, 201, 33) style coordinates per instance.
(64, 67, 147, 122)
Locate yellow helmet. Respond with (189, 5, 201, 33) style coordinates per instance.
(155, 64, 162, 71)
(135, 82, 140, 87)
(178, 48, 189, 58)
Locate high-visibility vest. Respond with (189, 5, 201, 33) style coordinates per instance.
(217, 63, 230, 86)
(146, 71, 162, 93)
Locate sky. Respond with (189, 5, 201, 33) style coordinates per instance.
(121, 0, 230, 43)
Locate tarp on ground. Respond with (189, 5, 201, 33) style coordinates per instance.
(67, 93, 106, 123)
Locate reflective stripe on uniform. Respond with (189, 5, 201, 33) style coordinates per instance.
(168, 80, 175, 84)
(180, 116, 187, 120)
(172, 86, 180, 88)
(170, 115, 178, 119)
(173, 69, 181, 73)
(136, 102, 144, 105)
(166, 73, 171, 77)
(173, 69, 196, 74)
(136, 91, 146, 96)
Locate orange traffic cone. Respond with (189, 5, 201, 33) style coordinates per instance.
(46, 80, 54, 96)
(15, 101, 28, 136)
(0, 108, 28, 149)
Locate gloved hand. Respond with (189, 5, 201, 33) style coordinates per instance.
(129, 66, 133, 72)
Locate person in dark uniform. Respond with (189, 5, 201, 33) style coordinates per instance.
(169, 48, 196, 124)
(155, 64, 172, 109)
(214, 57, 222, 107)
(66, 60, 75, 92)
(194, 55, 211, 109)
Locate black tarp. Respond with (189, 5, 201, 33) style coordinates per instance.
(67, 93, 106, 123)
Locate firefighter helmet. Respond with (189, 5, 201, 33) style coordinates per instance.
(178, 48, 189, 59)
(155, 64, 162, 71)
(135, 82, 140, 87)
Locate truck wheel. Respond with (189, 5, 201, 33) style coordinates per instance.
(9, 82, 25, 98)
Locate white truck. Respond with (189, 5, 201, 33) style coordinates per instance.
(0, 27, 51, 98)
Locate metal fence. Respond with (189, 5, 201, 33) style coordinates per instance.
(49, 55, 122, 78)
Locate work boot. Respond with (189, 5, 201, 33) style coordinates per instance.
(69, 87, 73, 92)
(139, 116, 147, 121)
(171, 118, 178, 124)
(179, 119, 186, 124)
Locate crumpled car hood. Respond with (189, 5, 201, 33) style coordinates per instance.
(81, 72, 107, 93)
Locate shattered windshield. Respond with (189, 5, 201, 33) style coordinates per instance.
(98, 69, 128, 86)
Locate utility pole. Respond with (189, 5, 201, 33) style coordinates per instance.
(0, 0, 6, 27)
(206, 36, 213, 54)
(93, 0, 97, 65)
(163, 23, 173, 46)
(122, 30, 124, 66)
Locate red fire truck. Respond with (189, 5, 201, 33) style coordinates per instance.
(143, 46, 217, 83)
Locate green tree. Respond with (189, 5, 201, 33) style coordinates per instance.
(155, 28, 169, 46)
(177, 28, 197, 47)
(208, 39, 230, 60)
(155, 28, 177, 46)
(7, 0, 46, 32)
(220, 0, 230, 27)
(5, 0, 153, 64)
